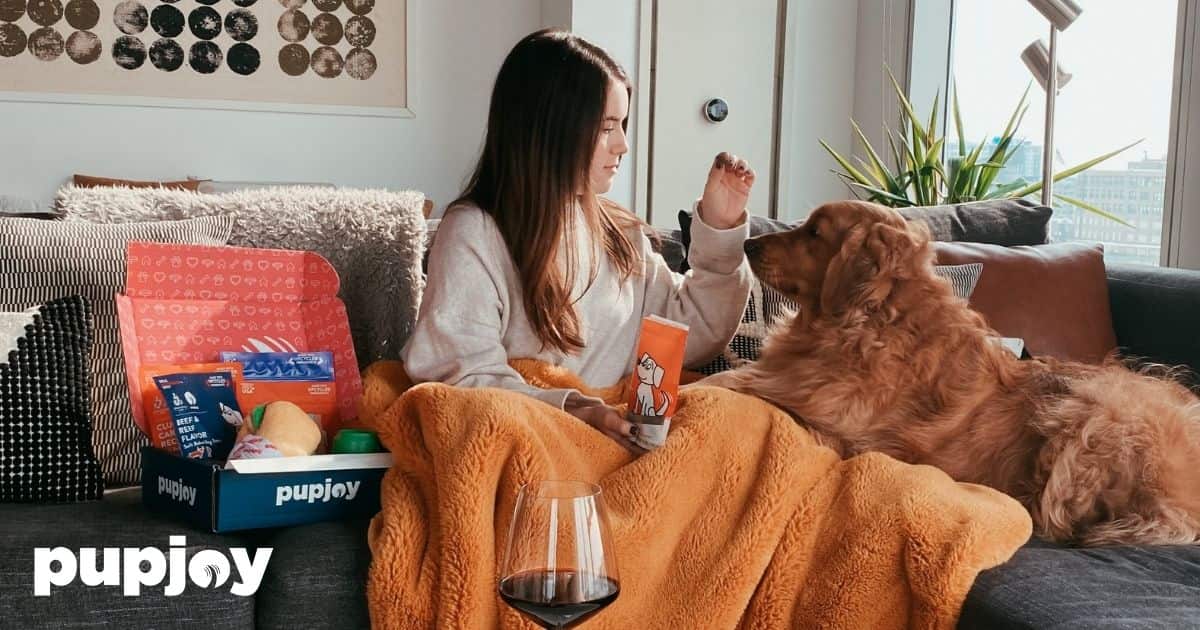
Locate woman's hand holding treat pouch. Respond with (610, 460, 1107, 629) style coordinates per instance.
(627, 315, 689, 450)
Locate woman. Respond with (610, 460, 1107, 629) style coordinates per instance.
(401, 29, 754, 450)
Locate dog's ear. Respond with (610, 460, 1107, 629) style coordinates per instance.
(653, 365, 664, 388)
(863, 221, 929, 279)
(819, 224, 873, 314)
(819, 219, 929, 315)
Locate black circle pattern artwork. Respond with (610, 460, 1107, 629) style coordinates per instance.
(28, 26, 63, 61)
(150, 4, 183, 38)
(27, 0, 64, 27)
(148, 36, 182, 70)
(0, 22, 26, 57)
(227, 40, 258, 74)
(0, 1, 374, 79)
(187, 6, 220, 39)
(280, 0, 374, 80)
(224, 9, 257, 42)
(111, 33, 145, 68)
(0, 0, 25, 23)
(113, 1, 147, 35)
(188, 39, 221, 73)
(65, 29, 100, 63)
(64, 0, 99, 30)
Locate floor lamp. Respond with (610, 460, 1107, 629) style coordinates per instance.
(1020, 0, 1083, 206)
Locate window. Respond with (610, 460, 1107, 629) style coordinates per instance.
(951, 1, 1178, 266)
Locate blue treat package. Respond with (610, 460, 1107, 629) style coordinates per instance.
(218, 351, 335, 382)
(153, 371, 245, 461)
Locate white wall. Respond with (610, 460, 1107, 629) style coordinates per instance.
(775, 0, 862, 221)
(542, 0, 641, 212)
(0, 0, 545, 212)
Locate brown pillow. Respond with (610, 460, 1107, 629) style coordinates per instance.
(935, 242, 1117, 364)
(73, 174, 201, 191)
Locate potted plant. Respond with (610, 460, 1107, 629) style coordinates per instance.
(821, 71, 1140, 226)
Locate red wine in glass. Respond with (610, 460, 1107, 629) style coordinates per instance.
(499, 570, 620, 628)
(499, 481, 620, 629)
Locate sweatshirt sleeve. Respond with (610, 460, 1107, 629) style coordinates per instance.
(640, 204, 752, 367)
(400, 208, 603, 410)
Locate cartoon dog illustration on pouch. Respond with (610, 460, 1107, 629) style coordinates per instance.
(219, 402, 244, 429)
(635, 352, 672, 417)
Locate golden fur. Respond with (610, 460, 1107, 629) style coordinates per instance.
(703, 200, 1200, 546)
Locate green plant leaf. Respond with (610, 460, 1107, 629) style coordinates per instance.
(1010, 139, 1144, 198)
(820, 139, 874, 186)
(1054, 193, 1136, 228)
(847, 181, 916, 207)
(851, 120, 902, 192)
(983, 179, 1032, 199)
(952, 83, 966, 157)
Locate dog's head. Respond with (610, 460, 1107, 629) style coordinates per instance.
(636, 353, 664, 387)
(742, 200, 932, 319)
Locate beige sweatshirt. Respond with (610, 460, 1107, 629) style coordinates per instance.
(400, 202, 752, 410)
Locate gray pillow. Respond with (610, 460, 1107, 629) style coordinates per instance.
(677, 198, 1052, 272)
(0, 216, 234, 487)
(56, 184, 427, 368)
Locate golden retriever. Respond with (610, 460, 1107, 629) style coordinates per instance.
(702, 200, 1200, 546)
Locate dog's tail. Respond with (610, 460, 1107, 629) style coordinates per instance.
(1032, 366, 1200, 546)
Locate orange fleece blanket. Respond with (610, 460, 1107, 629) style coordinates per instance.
(365, 361, 1031, 629)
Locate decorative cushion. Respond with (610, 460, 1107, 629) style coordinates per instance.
(0, 195, 59, 220)
(0, 296, 104, 502)
(56, 185, 426, 368)
(73, 174, 201, 191)
(935, 242, 1118, 363)
(693, 263, 982, 374)
(0, 216, 234, 487)
(676, 198, 1052, 272)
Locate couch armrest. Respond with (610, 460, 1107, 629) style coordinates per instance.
(1107, 263, 1200, 374)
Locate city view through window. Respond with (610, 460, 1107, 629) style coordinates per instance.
(951, 1, 1177, 266)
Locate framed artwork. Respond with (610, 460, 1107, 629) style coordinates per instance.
(0, 0, 411, 117)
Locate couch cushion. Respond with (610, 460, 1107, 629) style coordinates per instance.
(73, 174, 201, 191)
(1107, 263, 1200, 375)
(961, 539, 1200, 629)
(56, 185, 426, 368)
(254, 519, 372, 630)
(0, 216, 235, 487)
(936, 242, 1118, 363)
(0, 488, 256, 629)
(0, 296, 104, 502)
(675, 198, 1053, 273)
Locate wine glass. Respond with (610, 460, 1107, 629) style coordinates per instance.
(498, 480, 621, 629)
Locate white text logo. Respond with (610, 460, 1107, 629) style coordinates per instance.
(34, 536, 272, 597)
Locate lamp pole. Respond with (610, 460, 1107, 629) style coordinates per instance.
(1040, 26, 1058, 207)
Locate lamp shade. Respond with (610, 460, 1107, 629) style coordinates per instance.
(1026, 0, 1083, 31)
(1021, 39, 1073, 91)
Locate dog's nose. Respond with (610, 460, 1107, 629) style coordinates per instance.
(743, 239, 761, 257)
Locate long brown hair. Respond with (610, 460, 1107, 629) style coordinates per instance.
(454, 29, 643, 354)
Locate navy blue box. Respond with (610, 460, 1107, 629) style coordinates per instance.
(141, 446, 390, 532)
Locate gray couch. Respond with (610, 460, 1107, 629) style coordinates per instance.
(2, 203, 1198, 628)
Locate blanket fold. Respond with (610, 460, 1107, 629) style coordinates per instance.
(366, 363, 1031, 629)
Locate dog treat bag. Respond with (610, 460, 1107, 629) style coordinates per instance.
(627, 315, 689, 450)
(218, 351, 338, 433)
(139, 363, 245, 455)
(153, 370, 245, 460)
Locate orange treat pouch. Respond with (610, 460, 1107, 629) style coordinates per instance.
(626, 315, 689, 450)
(139, 363, 246, 455)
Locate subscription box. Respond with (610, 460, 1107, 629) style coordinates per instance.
(142, 447, 392, 532)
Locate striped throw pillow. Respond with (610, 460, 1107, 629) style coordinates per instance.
(0, 216, 233, 486)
